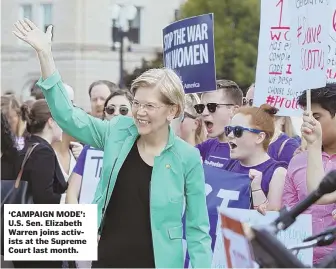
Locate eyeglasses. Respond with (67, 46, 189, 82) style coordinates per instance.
(224, 125, 263, 138)
(243, 98, 253, 106)
(104, 105, 129, 116)
(181, 111, 197, 122)
(194, 103, 234, 114)
(132, 100, 165, 111)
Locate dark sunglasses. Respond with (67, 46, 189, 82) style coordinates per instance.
(243, 98, 253, 106)
(104, 105, 129, 116)
(224, 126, 263, 138)
(194, 103, 234, 114)
(181, 111, 197, 122)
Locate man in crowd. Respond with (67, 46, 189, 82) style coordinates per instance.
(195, 80, 243, 169)
(282, 85, 336, 265)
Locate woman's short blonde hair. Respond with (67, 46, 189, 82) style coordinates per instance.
(185, 93, 201, 116)
(130, 68, 185, 118)
(185, 93, 207, 145)
(276, 116, 297, 137)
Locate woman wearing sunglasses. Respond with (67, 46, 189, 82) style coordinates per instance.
(171, 93, 207, 146)
(66, 89, 133, 204)
(103, 90, 133, 120)
(225, 104, 287, 214)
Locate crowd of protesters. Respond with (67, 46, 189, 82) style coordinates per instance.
(1, 18, 336, 268)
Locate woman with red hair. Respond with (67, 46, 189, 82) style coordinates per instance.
(225, 104, 287, 213)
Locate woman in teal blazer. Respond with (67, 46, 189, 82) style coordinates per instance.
(13, 19, 212, 268)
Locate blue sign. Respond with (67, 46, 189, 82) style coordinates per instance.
(162, 14, 216, 94)
(184, 165, 251, 267)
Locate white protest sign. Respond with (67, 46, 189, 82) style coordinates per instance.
(222, 208, 313, 266)
(327, 2, 336, 83)
(290, 0, 329, 91)
(79, 149, 104, 204)
(255, 0, 302, 116)
(220, 213, 254, 268)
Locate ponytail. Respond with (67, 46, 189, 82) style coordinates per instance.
(260, 104, 278, 116)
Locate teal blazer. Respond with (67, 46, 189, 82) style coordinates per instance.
(37, 71, 212, 268)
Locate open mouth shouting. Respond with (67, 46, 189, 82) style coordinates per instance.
(229, 142, 237, 150)
(204, 120, 214, 133)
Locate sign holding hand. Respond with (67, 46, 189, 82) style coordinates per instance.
(301, 111, 322, 147)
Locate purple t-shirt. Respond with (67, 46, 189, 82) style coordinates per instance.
(227, 158, 287, 195)
(268, 133, 300, 165)
(72, 145, 90, 176)
(195, 139, 231, 169)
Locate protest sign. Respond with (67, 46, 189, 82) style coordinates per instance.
(183, 166, 251, 268)
(163, 14, 216, 94)
(290, 0, 329, 91)
(220, 213, 254, 268)
(254, 0, 302, 116)
(78, 149, 104, 204)
(3, 204, 97, 261)
(203, 166, 251, 249)
(327, 2, 336, 83)
(223, 208, 313, 266)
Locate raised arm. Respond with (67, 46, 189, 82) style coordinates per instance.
(302, 111, 336, 204)
(13, 19, 109, 149)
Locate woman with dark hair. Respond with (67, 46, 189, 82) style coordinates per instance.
(21, 100, 67, 204)
(66, 89, 133, 204)
(101, 89, 133, 120)
(10, 100, 67, 268)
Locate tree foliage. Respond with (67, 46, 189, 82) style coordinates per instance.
(181, 0, 260, 91)
(125, 0, 260, 93)
(124, 52, 164, 89)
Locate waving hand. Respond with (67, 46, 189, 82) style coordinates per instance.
(13, 19, 53, 52)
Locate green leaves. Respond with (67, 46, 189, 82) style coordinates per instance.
(124, 0, 260, 93)
(181, 0, 260, 92)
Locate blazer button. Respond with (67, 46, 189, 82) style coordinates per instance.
(165, 164, 171, 169)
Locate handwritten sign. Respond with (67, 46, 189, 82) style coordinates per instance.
(78, 149, 104, 204)
(163, 14, 216, 94)
(220, 213, 254, 268)
(223, 208, 313, 267)
(327, 2, 336, 83)
(290, 0, 329, 91)
(255, 0, 301, 116)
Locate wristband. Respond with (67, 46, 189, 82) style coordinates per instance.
(252, 188, 262, 192)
